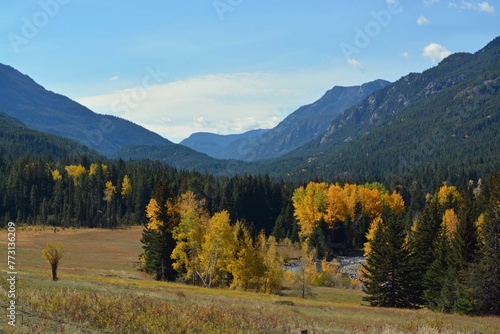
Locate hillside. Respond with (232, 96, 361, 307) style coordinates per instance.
(180, 129, 269, 160)
(0, 64, 172, 156)
(183, 80, 390, 161)
(247, 79, 390, 161)
(262, 36, 500, 184)
(0, 112, 100, 160)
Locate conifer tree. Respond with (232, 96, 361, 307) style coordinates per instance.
(471, 174, 500, 315)
(140, 182, 179, 281)
(362, 208, 419, 308)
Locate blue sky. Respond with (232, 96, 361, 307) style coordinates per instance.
(1, 1, 498, 142)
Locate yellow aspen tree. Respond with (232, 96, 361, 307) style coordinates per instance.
(325, 183, 349, 225)
(65, 164, 86, 185)
(442, 208, 459, 238)
(384, 191, 406, 215)
(103, 181, 116, 202)
(42, 242, 63, 281)
(198, 210, 236, 288)
(364, 216, 383, 256)
(437, 185, 463, 209)
(51, 169, 62, 181)
(171, 191, 209, 283)
(292, 182, 328, 244)
(121, 175, 132, 197)
(475, 213, 486, 245)
(262, 235, 284, 294)
(343, 183, 359, 218)
(88, 162, 99, 176)
(229, 221, 260, 291)
(358, 187, 383, 219)
(145, 198, 163, 231)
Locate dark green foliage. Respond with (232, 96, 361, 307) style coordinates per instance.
(362, 208, 420, 308)
(410, 198, 442, 304)
(471, 174, 500, 315)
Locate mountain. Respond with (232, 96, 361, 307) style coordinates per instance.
(264, 36, 500, 184)
(0, 63, 173, 156)
(0, 111, 101, 160)
(180, 129, 269, 160)
(250, 79, 390, 161)
(190, 79, 389, 161)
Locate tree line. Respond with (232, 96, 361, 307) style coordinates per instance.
(0, 156, 296, 237)
(360, 176, 500, 316)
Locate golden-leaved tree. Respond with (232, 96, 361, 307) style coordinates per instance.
(198, 210, 236, 288)
(229, 221, 262, 291)
(171, 191, 209, 285)
(293, 182, 405, 250)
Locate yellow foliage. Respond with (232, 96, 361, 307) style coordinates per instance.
(442, 208, 459, 238)
(199, 210, 236, 287)
(121, 175, 132, 197)
(146, 198, 163, 231)
(171, 191, 210, 280)
(292, 182, 328, 243)
(476, 213, 486, 245)
(88, 163, 110, 178)
(358, 187, 383, 219)
(229, 221, 261, 291)
(384, 191, 405, 215)
(51, 169, 62, 181)
(364, 216, 383, 256)
(325, 184, 349, 224)
(65, 165, 86, 185)
(103, 181, 116, 202)
(437, 185, 463, 209)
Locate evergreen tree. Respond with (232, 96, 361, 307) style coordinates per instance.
(471, 174, 500, 315)
(362, 208, 419, 308)
(140, 182, 179, 281)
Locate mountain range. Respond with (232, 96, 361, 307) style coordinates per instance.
(260, 36, 500, 182)
(181, 79, 390, 161)
(0, 36, 499, 183)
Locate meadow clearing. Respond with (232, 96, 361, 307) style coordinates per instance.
(1, 226, 498, 333)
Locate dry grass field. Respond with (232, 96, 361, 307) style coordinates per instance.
(1, 226, 499, 333)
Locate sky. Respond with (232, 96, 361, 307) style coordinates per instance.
(1, 1, 498, 143)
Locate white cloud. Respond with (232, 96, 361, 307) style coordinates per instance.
(347, 58, 365, 71)
(477, 1, 496, 14)
(76, 70, 347, 142)
(109, 76, 120, 81)
(401, 51, 410, 59)
(460, 1, 496, 13)
(416, 15, 431, 25)
(422, 43, 452, 64)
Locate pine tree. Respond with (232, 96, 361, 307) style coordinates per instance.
(362, 208, 419, 308)
(140, 182, 179, 281)
(409, 197, 442, 305)
(471, 174, 500, 315)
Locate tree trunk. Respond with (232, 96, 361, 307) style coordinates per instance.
(51, 263, 58, 281)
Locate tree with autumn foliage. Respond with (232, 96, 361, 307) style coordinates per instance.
(170, 191, 209, 284)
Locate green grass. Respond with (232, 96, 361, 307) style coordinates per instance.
(1, 226, 498, 333)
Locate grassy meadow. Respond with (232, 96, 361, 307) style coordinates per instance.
(1, 226, 498, 333)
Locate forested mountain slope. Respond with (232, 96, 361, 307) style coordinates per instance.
(0, 64, 172, 156)
(0, 112, 100, 160)
(264, 36, 500, 185)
